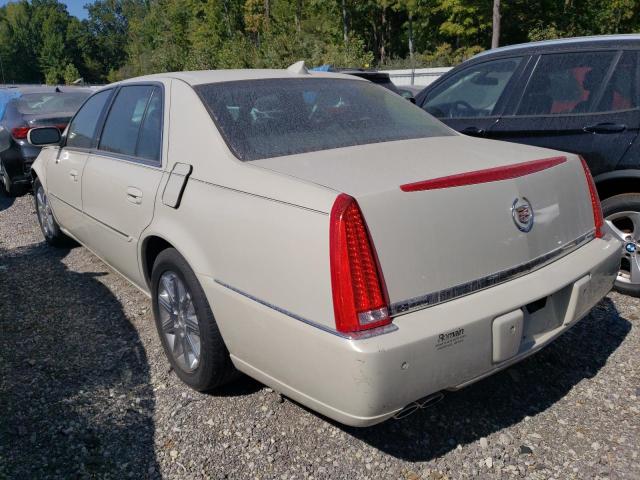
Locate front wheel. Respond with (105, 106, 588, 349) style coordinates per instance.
(33, 178, 72, 247)
(602, 193, 640, 297)
(151, 248, 238, 391)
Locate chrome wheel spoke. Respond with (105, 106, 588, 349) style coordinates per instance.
(158, 292, 173, 314)
(605, 218, 629, 243)
(185, 314, 199, 335)
(161, 315, 175, 334)
(630, 255, 640, 284)
(161, 275, 177, 305)
(181, 335, 192, 367)
(629, 212, 640, 239)
(172, 332, 183, 356)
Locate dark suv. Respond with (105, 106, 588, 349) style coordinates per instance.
(416, 35, 640, 296)
(0, 86, 92, 196)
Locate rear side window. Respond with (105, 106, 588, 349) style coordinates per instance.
(99, 85, 162, 161)
(597, 51, 637, 112)
(196, 78, 452, 161)
(422, 57, 522, 119)
(516, 51, 616, 116)
(66, 89, 112, 149)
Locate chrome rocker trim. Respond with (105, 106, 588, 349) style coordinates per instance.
(214, 280, 399, 340)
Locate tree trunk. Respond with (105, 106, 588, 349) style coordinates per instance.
(264, 0, 270, 29)
(295, 0, 302, 34)
(222, 0, 232, 37)
(491, 0, 500, 49)
(380, 7, 386, 64)
(408, 11, 414, 84)
(342, 0, 348, 44)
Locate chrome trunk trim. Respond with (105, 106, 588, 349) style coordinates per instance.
(390, 230, 596, 316)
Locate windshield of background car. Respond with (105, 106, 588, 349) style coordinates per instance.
(16, 92, 91, 115)
(195, 78, 453, 161)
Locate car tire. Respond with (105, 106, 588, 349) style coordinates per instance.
(1, 161, 24, 197)
(602, 193, 640, 297)
(151, 248, 238, 391)
(33, 177, 72, 247)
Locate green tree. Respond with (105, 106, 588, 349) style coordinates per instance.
(63, 63, 80, 84)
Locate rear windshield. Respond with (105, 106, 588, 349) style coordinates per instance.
(195, 78, 452, 161)
(16, 92, 91, 115)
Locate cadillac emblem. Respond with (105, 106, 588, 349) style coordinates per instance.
(512, 197, 534, 232)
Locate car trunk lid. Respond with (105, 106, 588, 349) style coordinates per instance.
(254, 136, 596, 310)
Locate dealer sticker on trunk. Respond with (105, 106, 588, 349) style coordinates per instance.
(436, 328, 466, 350)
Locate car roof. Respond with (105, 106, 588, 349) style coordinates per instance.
(473, 34, 640, 60)
(114, 69, 366, 87)
(0, 85, 95, 96)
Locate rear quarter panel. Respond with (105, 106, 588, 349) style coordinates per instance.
(143, 78, 341, 345)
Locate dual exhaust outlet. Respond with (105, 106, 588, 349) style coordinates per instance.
(393, 391, 444, 420)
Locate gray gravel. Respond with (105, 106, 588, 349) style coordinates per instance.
(0, 191, 638, 480)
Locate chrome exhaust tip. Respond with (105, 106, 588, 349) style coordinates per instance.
(393, 391, 444, 420)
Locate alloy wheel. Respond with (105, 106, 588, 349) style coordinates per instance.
(36, 185, 55, 239)
(157, 271, 201, 372)
(605, 211, 640, 287)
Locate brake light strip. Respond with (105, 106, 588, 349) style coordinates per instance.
(400, 156, 567, 192)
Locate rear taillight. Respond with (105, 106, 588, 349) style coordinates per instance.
(579, 156, 604, 238)
(11, 126, 30, 139)
(329, 194, 391, 333)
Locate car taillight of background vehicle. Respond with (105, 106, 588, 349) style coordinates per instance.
(580, 156, 604, 238)
(10, 126, 30, 139)
(11, 124, 66, 141)
(329, 193, 391, 333)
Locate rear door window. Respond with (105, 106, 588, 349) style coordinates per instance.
(98, 85, 159, 159)
(66, 89, 113, 149)
(516, 51, 617, 116)
(422, 57, 522, 118)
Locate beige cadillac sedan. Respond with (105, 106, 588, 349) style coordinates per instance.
(28, 64, 621, 426)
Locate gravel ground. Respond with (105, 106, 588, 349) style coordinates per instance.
(0, 191, 638, 480)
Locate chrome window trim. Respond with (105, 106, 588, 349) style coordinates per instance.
(390, 230, 596, 316)
(214, 280, 399, 340)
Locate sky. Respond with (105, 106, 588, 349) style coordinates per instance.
(0, 0, 94, 19)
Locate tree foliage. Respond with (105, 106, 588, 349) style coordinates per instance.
(0, 0, 639, 84)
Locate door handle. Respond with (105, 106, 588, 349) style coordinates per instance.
(583, 123, 626, 134)
(126, 187, 143, 204)
(461, 126, 485, 136)
(69, 169, 78, 182)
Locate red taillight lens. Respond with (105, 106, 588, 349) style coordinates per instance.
(11, 126, 30, 139)
(579, 156, 604, 238)
(330, 193, 390, 333)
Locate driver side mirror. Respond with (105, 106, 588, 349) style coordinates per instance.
(27, 127, 62, 146)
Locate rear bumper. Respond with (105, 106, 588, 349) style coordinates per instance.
(203, 235, 620, 427)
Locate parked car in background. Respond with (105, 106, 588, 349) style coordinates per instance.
(28, 65, 619, 426)
(0, 86, 92, 196)
(416, 35, 640, 296)
(313, 66, 417, 101)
